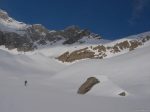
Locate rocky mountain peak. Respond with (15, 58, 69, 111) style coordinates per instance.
(0, 9, 104, 51)
(0, 9, 9, 20)
(31, 24, 48, 33)
(64, 25, 80, 32)
(62, 25, 99, 44)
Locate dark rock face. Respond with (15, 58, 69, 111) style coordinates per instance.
(0, 24, 100, 51)
(17, 43, 35, 52)
(0, 31, 4, 45)
(26, 24, 48, 42)
(78, 77, 100, 94)
(0, 31, 34, 51)
(46, 31, 63, 42)
(26, 25, 99, 46)
(63, 26, 91, 44)
(0, 9, 101, 51)
(146, 36, 150, 41)
(0, 10, 102, 51)
(37, 39, 47, 45)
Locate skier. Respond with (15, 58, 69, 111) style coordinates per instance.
(24, 80, 28, 86)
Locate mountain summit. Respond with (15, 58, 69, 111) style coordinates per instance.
(0, 9, 102, 51)
(0, 9, 9, 20)
(0, 9, 150, 57)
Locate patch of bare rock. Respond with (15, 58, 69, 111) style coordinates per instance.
(57, 36, 150, 62)
(77, 77, 100, 94)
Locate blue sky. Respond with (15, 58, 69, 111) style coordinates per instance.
(0, 0, 150, 39)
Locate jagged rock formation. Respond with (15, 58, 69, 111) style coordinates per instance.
(57, 36, 150, 62)
(78, 77, 100, 94)
(0, 9, 101, 51)
(62, 26, 93, 44)
(0, 31, 34, 51)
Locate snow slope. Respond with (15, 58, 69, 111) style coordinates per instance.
(0, 9, 150, 111)
(50, 43, 150, 97)
(0, 38, 150, 112)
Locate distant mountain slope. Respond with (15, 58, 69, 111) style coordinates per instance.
(0, 9, 28, 34)
(1, 9, 150, 63)
(0, 9, 103, 51)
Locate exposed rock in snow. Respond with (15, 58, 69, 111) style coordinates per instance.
(77, 77, 100, 94)
(118, 92, 126, 96)
(57, 35, 150, 62)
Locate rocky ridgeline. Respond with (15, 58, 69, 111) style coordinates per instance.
(57, 36, 150, 62)
(0, 26, 100, 51)
(0, 10, 101, 51)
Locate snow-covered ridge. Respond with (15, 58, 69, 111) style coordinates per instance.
(57, 32, 150, 62)
(0, 9, 105, 51)
(0, 8, 150, 58)
(126, 31, 150, 39)
(0, 9, 29, 35)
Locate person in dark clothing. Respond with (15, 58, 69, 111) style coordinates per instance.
(24, 80, 27, 86)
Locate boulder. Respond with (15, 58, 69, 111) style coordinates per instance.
(118, 92, 126, 96)
(78, 77, 100, 94)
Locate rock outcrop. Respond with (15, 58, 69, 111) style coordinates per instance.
(0, 31, 34, 51)
(78, 77, 100, 94)
(58, 36, 150, 62)
(118, 92, 126, 96)
(62, 26, 92, 44)
(57, 48, 95, 62)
